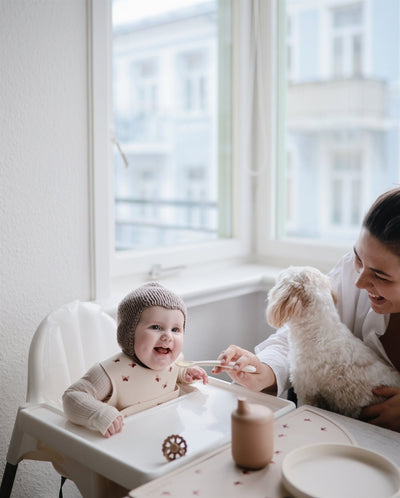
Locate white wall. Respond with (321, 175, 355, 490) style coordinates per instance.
(0, 1, 90, 496)
(185, 292, 272, 381)
(185, 292, 269, 359)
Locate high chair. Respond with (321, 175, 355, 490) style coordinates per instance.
(0, 300, 120, 497)
(1, 302, 295, 498)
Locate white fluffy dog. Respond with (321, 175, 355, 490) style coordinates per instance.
(266, 266, 400, 418)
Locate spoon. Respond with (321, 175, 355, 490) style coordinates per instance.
(176, 359, 256, 373)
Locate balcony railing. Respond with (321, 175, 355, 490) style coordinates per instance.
(115, 197, 218, 250)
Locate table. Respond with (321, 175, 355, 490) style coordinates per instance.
(314, 407, 400, 466)
(128, 405, 400, 498)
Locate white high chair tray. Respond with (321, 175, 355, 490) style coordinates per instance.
(19, 377, 294, 490)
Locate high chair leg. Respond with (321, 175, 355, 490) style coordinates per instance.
(0, 462, 18, 498)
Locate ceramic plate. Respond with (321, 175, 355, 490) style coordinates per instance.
(282, 443, 400, 498)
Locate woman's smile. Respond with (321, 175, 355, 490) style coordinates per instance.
(354, 228, 400, 314)
(367, 292, 386, 307)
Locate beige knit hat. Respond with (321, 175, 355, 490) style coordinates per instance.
(117, 282, 187, 359)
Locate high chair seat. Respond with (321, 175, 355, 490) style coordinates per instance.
(1, 300, 120, 498)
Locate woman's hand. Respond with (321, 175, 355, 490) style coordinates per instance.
(359, 386, 400, 432)
(104, 415, 124, 438)
(212, 344, 277, 393)
(185, 366, 209, 385)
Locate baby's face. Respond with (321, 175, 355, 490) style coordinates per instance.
(134, 306, 185, 370)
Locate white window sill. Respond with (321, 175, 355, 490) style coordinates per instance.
(97, 262, 283, 317)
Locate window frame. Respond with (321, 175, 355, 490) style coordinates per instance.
(89, 0, 354, 301)
(90, 0, 253, 298)
(254, 0, 352, 271)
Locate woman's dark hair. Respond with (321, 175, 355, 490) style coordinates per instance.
(363, 187, 400, 257)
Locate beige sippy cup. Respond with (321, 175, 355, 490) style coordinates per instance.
(231, 397, 274, 469)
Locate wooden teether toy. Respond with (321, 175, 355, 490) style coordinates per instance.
(162, 434, 188, 461)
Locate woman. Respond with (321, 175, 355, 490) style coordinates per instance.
(213, 187, 400, 432)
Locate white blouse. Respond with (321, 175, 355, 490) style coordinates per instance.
(255, 252, 393, 396)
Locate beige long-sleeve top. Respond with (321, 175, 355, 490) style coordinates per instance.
(62, 352, 188, 436)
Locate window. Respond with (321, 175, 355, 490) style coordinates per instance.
(112, 0, 228, 253)
(91, 0, 399, 296)
(179, 50, 208, 112)
(277, 0, 400, 248)
(331, 3, 363, 78)
(92, 0, 255, 294)
(87, 0, 259, 290)
(328, 147, 363, 230)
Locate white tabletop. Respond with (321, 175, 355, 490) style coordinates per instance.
(311, 406, 400, 466)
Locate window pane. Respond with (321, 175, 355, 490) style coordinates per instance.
(112, 0, 231, 251)
(280, 0, 400, 243)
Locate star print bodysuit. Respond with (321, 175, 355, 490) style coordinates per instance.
(62, 352, 188, 436)
(101, 352, 181, 416)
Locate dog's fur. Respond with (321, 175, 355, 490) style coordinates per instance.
(266, 266, 400, 418)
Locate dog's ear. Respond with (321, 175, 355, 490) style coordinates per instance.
(266, 291, 305, 328)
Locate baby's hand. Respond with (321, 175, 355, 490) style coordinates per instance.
(104, 415, 124, 438)
(185, 366, 209, 385)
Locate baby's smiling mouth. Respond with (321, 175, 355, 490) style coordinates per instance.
(154, 347, 171, 354)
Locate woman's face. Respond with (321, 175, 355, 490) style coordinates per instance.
(353, 228, 400, 314)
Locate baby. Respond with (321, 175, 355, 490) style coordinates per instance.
(62, 283, 208, 437)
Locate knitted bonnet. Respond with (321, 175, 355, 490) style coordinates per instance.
(117, 282, 187, 359)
